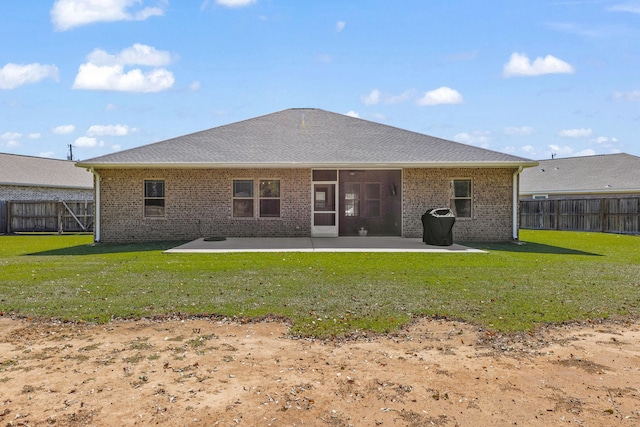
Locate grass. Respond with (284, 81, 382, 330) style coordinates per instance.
(0, 230, 638, 336)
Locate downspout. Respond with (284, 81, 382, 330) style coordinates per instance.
(89, 168, 101, 243)
(512, 166, 523, 241)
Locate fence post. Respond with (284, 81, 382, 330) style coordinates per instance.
(6, 202, 11, 234)
(58, 202, 63, 234)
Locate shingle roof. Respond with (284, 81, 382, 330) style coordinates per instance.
(0, 153, 93, 189)
(77, 108, 535, 169)
(520, 153, 640, 195)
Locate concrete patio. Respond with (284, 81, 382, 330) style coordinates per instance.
(165, 236, 486, 253)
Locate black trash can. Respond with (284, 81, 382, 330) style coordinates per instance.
(421, 208, 455, 246)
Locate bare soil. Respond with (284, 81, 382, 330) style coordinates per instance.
(1, 316, 639, 426)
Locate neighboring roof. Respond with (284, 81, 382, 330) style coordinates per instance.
(520, 153, 640, 196)
(0, 153, 93, 189)
(77, 108, 536, 169)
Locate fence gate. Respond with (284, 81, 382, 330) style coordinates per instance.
(6, 200, 94, 233)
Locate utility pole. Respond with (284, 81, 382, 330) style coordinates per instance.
(67, 144, 74, 161)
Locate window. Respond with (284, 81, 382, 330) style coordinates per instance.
(233, 179, 281, 218)
(364, 183, 381, 217)
(233, 179, 254, 218)
(144, 180, 165, 217)
(344, 183, 360, 217)
(259, 179, 280, 217)
(450, 179, 472, 218)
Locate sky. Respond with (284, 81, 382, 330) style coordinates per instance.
(0, 0, 639, 162)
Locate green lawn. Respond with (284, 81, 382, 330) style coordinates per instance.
(0, 230, 638, 336)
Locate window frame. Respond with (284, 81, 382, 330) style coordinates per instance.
(450, 178, 473, 219)
(143, 179, 166, 218)
(258, 178, 281, 218)
(232, 179, 255, 218)
(344, 182, 361, 217)
(232, 178, 282, 219)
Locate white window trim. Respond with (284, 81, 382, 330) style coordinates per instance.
(143, 178, 166, 219)
(450, 178, 473, 219)
(258, 178, 282, 219)
(232, 178, 282, 219)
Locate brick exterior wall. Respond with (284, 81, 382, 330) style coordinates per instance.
(0, 185, 93, 202)
(96, 167, 517, 243)
(96, 168, 311, 243)
(403, 168, 517, 242)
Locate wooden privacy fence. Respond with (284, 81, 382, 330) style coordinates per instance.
(520, 197, 640, 234)
(5, 200, 94, 233)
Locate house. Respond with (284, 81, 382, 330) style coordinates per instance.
(0, 152, 94, 201)
(1, 153, 94, 233)
(76, 108, 537, 243)
(520, 153, 640, 200)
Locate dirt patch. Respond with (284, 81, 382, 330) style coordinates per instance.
(1, 316, 639, 426)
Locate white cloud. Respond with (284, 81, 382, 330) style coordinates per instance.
(503, 53, 574, 77)
(73, 44, 175, 93)
(504, 126, 534, 136)
(591, 136, 619, 148)
(417, 86, 464, 106)
(110, 144, 122, 151)
(454, 130, 491, 147)
(0, 63, 59, 89)
(387, 90, 414, 105)
(548, 144, 576, 156)
(336, 21, 346, 32)
(361, 89, 381, 106)
(87, 44, 173, 67)
(105, 103, 118, 111)
(1, 132, 22, 140)
(575, 148, 597, 156)
(609, 3, 640, 14)
(51, 0, 166, 31)
(1, 133, 22, 148)
(189, 81, 201, 91)
(344, 110, 360, 118)
(75, 136, 102, 147)
(39, 151, 56, 158)
(3, 140, 20, 148)
(215, 0, 257, 7)
(612, 90, 640, 101)
(28, 133, 42, 139)
(558, 128, 593, 138)
(53, 125, 76, 135)
(521, 145, 536, 155)
(87, 124, 133, 136)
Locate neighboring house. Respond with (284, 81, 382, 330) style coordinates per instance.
(0, 152, 94, 201)
(0, 153, 94, 234)
(520, 153, 640, 200)
(77, 108, 537, 243)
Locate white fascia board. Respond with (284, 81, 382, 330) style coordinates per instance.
(77, 161, 539, 170)
(0, 181, 93, 190)
(520, 188, 640, 196)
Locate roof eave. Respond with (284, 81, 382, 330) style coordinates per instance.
(521, 188, 640, 196)
(0, 181, 93, 190)
(77, 160, 539, 170)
